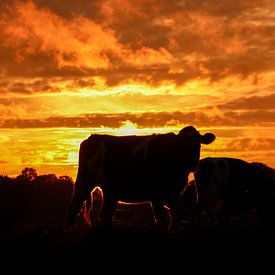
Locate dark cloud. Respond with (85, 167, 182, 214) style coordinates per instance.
(225, 110, 275, 124)
(203, 48, 275, 81)
(0, 78, 62, 95)
(1, 109, 274, 129)
(33, 0, 97, 19)
(10, 82, 32, 94)
(181, 0, 270, 17)
(218, 94, 275, 110)
(72, 78, 95, 88)
(29, 1, 269, 20)
(224, 137, 275, 152)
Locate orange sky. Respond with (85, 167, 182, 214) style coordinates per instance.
(0, 0, 274, 179)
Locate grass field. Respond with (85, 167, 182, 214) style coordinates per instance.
(0, 181, 274, 274)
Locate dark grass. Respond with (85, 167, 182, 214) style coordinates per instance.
(0, 182, 274, 274)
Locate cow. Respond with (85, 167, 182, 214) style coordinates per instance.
(193, 157, 274, 227)
(67, 126, 215, 229)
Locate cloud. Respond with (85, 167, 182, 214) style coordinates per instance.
(0, 77, 87, 95)
(0, 0, 274, 86)
(0, 1, 173, 77)
(1, 108, 275, 129)
(218, 137, 275, 152)
(218, 94, 275, 110)
(0, 1, 122, 69)
(0, 1, 274, 129)
(97, 0, 275, 81)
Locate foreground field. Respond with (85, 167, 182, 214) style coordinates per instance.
(0, 181, 274, 274)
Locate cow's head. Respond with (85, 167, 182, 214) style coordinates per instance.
(179, 126, 216, 144)
(177, 126, 216, 171)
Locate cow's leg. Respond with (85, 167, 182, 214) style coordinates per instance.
(82, 193, 92, 225)
(89, 188, 103, 226)
(67, 177, 92, 225)
(167, 198, 196, 230)
(67, 196, 85, 225)
(100, 194, 117, 227)
(169, 184, 200, 230)
(190, 181, 203, 228)
(168, 199, 182, 230)
(151, 200, 169, 229)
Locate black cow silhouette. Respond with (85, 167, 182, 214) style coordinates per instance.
(67, 126, 215, 229)
(194, 157, 274, 226)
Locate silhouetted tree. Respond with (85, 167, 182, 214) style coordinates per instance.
(16, 167, 38, 183)
(0, 175, 13, 184)
(33, 174, 58, 185)
(58, 175, 73, 185)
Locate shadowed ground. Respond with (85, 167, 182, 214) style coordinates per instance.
(0, 182, 274, 274)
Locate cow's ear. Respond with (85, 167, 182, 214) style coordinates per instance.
(201, 133, 215, 144)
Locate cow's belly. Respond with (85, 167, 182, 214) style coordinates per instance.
(102, 175, 182, 205)
(107, 180, 154, 202)
(116, 194, 151, 203)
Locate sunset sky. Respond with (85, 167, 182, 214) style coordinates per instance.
(0, 0, 274, 180)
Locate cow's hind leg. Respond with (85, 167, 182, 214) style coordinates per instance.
(67, 196, 85, 225)
(167, 200, 182, 230)
(88, 188, 104, 226)
(100, 194, 117, 227)
(151, 200, 170, 229)
(67, 179, 92, 225)
(82, 193, 92, 225)
(169, 184, 200, 230)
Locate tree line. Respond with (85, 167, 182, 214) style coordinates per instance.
(1, 162, 274, 186)
(0, 167, 74, 185)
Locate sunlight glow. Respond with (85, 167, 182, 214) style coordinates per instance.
(106, 120, 176, 136)
(1, 122, 274, 181)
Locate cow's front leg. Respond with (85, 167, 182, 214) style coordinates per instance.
(100, 194, 117, 227)
(151, 200, 170, 229)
